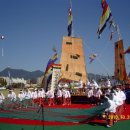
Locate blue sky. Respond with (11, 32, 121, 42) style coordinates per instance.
(0, 0, 130, 76)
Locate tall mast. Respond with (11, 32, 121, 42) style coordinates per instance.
(70, 0, 74, 37)
(117, 25, 121, 41)
(68, 0, 73, 37)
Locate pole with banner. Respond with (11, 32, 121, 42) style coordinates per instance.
(51, 64, 61, 90)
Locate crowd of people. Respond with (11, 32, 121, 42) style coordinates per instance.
(75, 78, 127, 127)
(0, 79, 103, 107)
(0, 87, 71, 108)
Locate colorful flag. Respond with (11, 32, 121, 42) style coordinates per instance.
(97, 0, 112, 38)
(124, 46, 130, 54)
(45, 53, 58, 75)
(43, 53, 58, 91)
(68, 7, 72, 36)
(44, 73, 52, 92)
(89, 54, 97, 64)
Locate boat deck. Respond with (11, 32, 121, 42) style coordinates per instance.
(0, 104, 130, 130)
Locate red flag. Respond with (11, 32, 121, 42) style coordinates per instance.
(124, 46, 130, 54)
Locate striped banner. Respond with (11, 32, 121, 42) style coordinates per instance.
(97, 0, 112, 38)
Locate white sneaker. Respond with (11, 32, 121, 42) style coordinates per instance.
(106, 125, 112, 128)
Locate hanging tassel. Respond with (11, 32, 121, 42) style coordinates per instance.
(110, 31, 114, 40)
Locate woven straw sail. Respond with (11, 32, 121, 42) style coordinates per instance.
(114, 40, 127, 81)
(60, 36, 88, 84)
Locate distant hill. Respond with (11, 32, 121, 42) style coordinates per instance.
(88, 73, 110, 82)
(0, 67, 109, 81)
(0, 67, 43, 80)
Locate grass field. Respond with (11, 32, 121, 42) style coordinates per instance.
(0, 120, 130, 130)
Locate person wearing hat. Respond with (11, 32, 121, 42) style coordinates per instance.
(114, 86, 126, 117)
(56, 88, 63, 105)
(78, 79, 83, 95)
(104, 94, 117, 127)
(18, 90, 25, 101)
(94, 88, 103, 105)
(105, 79, 111, 88)
(104, 88, 111, 97)
(7, 89, 16, 102)
(91, 80, 99, 89)
(23, 88, 32, 100)
(18, 90, 25, 108)
(37, 88, 46, 106)
(66, 88, 71, 105)
(86, 80, 91, 88)
(46, 88, 55, 106)
(23, 88, 32, 108)
(31, 89, 38, 106)
(0, 92, 5, 105)
(31, 88, 38, 98)
(87, 88, 94, 104)
(62, 87, 68, 106)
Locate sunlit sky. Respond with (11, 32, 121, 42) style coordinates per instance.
(0, 0, 130, 76)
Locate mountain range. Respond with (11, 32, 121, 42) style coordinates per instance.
(0, 67, 108, 81)
(0, 67, 43, 80)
